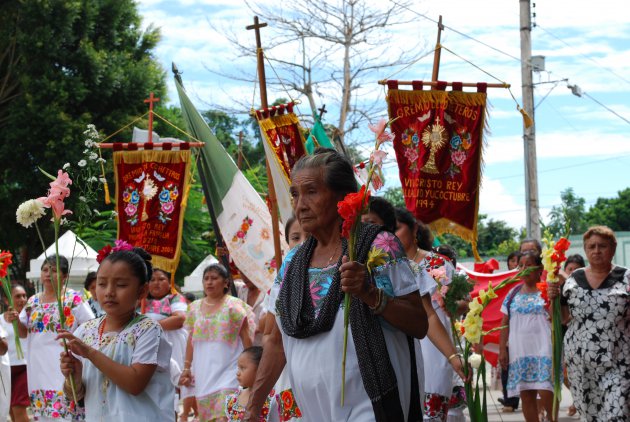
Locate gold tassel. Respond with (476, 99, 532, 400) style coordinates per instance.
(104, 181, 111, 205)
(518, 106, 534, 128)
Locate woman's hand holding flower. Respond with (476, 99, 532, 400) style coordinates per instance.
(340, 256, 374, 305)
(57, 330, 94, 360)
(547, 282, 561, 300)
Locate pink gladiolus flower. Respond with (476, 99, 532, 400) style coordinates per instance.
(370, 150, 387, 167)
(369, 118, 395, 147)
(37, 170, 73, 220)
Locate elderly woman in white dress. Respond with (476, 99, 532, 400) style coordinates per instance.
(245, 148, 429, 422)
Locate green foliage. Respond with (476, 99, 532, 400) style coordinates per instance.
(546, 188, 587, 237)
(382, 187, 405, 208)
(439, 214, 518, 259)
(0, 0, 166, 274)
(585, 187, 630, 231)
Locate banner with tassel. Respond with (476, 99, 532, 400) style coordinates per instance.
(386, 81, 488, 260)
(113, 149, 192, 276)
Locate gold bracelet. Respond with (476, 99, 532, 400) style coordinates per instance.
(447, 353, 462, 362)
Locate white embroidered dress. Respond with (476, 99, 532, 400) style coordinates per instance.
(269, 232, 419, 422)
(73, 315, 174, 421)
(19, 290, 94, 421)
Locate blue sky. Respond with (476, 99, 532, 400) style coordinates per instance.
(137, 0, 630, 229)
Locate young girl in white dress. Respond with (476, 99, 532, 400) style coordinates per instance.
(224, 346, 275, 421)
(499, 251, 554, 422)
(58, 245, 174, 422)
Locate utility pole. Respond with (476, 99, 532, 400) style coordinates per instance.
(519, 0, 541, 240)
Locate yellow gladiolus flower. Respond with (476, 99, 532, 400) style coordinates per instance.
(463, 313, 483, 344)
(468, 297, 483, 315)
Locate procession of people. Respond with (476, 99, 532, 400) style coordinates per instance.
(0, 147, 625, 422)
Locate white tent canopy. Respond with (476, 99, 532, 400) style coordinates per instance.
(26, 230, 99, 291)
(182, 254, 219, 293)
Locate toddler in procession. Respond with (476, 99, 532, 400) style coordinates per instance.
(58, 244, 175, 421)
(224, 346, 275, 421)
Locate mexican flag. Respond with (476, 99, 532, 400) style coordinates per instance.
(175, 78, 286, 292)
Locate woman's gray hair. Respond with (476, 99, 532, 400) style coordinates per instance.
(292, 147, 358, 196)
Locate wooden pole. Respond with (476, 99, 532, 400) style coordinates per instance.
(431, 16, 444, 82)
(237, 131, 243, 169)
(247, 16, 283, 272)
(143, 92, 160, 143)
(519, 0, 541, 239)
(378, 80, 510, 89)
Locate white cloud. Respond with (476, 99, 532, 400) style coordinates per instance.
(479, 177, 526, 229)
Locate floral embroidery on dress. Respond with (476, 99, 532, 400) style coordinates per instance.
(79, 315, 158, 358)
(505, 291, 547, 316)
(448, 385, 466, 410)
(308, 267, 335, 311)
(424, 392, 449, 422)
(277, 388, 302, 421)
(185, 296, 254, 346)
(506, 355, 553, 391)
(224, 388, 274, 421)
(25, 290, 84, 333)
(145, 293, 187, 318)
(30, 389, 84, 420)
(372, 231, 402, 255)
(199, 389, 237, 421)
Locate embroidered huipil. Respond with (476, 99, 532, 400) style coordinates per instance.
(224, 388, 274, 421)
(417, 252, 456, 422)
(19, 290, 94, 421)
(501, 287, 553, 398)
(185, 295, 254, 421)
(144, 293, 188, 369)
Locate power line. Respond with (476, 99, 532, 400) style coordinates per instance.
(535, 24, 630, 87)
(582, 91, 630, 126)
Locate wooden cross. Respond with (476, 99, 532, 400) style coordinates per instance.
(318, 104, 327, 118)
(144, 92, 160, 143)
(246, 16, 269, 108)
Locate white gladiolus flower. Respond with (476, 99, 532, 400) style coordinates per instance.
(468, 353, 483, 369)
(78, 160, 87, 167)
(16, 199, 46, 228)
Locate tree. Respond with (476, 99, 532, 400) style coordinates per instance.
(439, 215, 518, 259)
(585, 187, 630, 231)
(0, 0, 166, 276)
(382, 186, 405, 208)
(216, 0, 424, 147)
(546, 188, 587, 237)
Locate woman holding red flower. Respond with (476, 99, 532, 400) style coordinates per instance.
(548, 226, 630, 421)
(7, 255, 94, 421)
(245, 148, 428, 422)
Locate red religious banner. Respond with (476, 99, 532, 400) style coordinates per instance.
(387, 81, 487, 259)
(256, 102, 307, 183)
(113, 149, 192, 275)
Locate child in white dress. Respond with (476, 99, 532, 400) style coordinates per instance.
(58, 245, 174, 422)
(224, 346, 274, 421)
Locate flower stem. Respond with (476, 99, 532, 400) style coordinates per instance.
(54, 220, 78, 404)
(341, 235, 355, 407)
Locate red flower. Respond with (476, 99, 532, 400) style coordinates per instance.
(337, 186, 370, 238)
(96, 245, 112, 264)
(554, 237, 570, 252)
(63, 306, 72, 317)
(0, 251, 12, 278)
(536, 282, 550, 307)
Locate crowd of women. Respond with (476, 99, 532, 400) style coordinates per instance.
(0, 147, 626, 422)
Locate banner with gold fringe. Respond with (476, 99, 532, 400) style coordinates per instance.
(386, 81, 487, 260)
(256, 102, 307, 223)
(113, 149, 192, 275)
